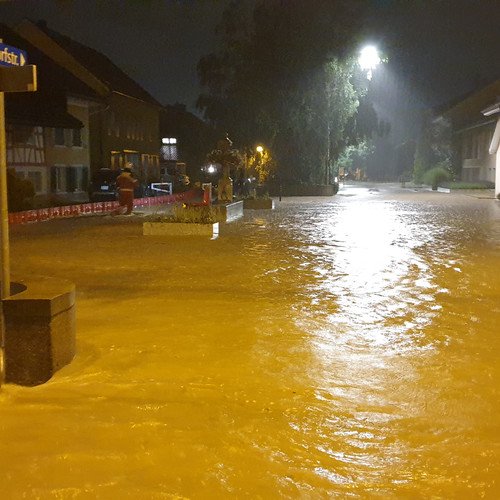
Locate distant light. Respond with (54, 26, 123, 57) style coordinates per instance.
(162, 137, 177, 144)
(359, 45, 380, 80)
(207, 165, 216, 174)
(256, 145, 264, 153)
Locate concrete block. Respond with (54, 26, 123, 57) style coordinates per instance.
(212, 200, 244, 221)
(2, 276, 76, 386)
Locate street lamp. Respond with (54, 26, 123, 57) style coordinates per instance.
(256, 145, 264, 154)
(358, 45, 380, 80)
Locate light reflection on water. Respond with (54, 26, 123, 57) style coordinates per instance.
(241, 186, 500, 496)
(2, 184, 500, 497)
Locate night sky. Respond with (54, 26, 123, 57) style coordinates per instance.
(1, 0, 500, 114)
(0, 0, 233, 111)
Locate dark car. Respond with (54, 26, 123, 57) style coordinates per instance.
(89, 168, 120, 202)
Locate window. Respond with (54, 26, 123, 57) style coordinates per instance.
(51, 166, 66, 192)
(27, 170, 43, 193)
(161, 144, 178, 161)
(162, 137, 177, 144)
(72, 128, 82, 147)
(110, 152, 122, 170)
(107, 112, 115, 136)
(54, 128, 65, 146)
(66, 166, 89, 192)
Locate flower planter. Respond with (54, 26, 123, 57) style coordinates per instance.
(143, 221, 219, 238)
(213, 200, 244, 221)
(243, 198, 274, 209)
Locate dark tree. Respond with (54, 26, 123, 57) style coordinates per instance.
(197, 0, 372, 185)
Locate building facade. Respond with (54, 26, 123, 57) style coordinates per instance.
(2, 23, 97, 207)
(482, 102, 500, 197)
(443, 79, 500, 193)
(17, 19, 162, 188)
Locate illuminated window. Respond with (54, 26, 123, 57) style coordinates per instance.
(162, 137, 177, 145)
(161, 144, 178, 161)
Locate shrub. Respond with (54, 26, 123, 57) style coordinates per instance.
(151, 204, 217, 224)
(7, 169, 35, 212)
(423, 166, 450, 190)
(443, 181, 495, 190)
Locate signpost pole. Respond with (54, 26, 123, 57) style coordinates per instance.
(0, 89, 6, 384)
(0, 90, 10, 300)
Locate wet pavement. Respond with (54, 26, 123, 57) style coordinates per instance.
(1, 183, 499, 498)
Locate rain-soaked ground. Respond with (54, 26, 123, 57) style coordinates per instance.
(1, 183, 499, 498)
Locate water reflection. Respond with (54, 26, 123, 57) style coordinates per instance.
(244, 186, 500, 495)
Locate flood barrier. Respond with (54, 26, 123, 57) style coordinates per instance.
(8, 190, 197, 225)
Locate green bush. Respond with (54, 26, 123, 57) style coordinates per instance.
(412, 159, 427, 184)
(423, 166, 450, 190)
(7, 169, 35, 212)
(443, 181, 495, 190)
(152, 204, 217, 224)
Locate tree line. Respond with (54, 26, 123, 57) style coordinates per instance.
(196, 0, 378, 186)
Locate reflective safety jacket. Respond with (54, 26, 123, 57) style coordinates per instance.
(116, 172, 138, 192)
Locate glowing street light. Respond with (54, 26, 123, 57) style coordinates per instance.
(256, 145, 264, 153)
(358, 45, 380, 80)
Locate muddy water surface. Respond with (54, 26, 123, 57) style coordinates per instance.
(1, 184, 499, 498)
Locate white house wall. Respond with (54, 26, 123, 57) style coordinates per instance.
(496, 140, 500, 198)
(488, 118, 500, 197)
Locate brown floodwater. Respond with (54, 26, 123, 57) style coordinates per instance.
(1, 184, 499, 498)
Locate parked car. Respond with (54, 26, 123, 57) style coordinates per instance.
(89, 168, 120, 202)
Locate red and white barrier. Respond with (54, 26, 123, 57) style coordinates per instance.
(8, 190, 197, 225)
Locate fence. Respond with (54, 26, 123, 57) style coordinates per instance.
(8, 190, 197, 225)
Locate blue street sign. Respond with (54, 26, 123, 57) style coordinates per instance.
(0, 42, 27, 68)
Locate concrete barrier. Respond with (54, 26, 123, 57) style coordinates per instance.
(213, 201, 244, 221)
(2, 276, 76, 386)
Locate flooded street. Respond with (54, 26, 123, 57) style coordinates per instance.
(1, 184, 499, 498)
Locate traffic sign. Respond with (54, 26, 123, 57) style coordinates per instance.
(0, 42, 27, 68)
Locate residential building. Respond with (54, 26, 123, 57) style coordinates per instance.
(160, 104, 219, 182)
(16, 19, 162, 188)
(442, 78, 500, 192)
(482, 101, 500, 197)
(1, 23, 99, 207)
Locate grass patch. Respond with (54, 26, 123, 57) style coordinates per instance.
(442, 181, 495, 190)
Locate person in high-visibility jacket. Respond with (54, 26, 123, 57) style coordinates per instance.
(115, 162, 138, 215)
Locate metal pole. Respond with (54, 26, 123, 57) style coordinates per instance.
(0, 90, 9, 386)
(0, 91, 10, 299)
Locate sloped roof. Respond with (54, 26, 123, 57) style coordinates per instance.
(0, 23, 99, 128)
(6, 92, 84, 128)
(439, 77, 500, 128)
(1, 23, 99, 101)
(34, 20, 162, 107)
